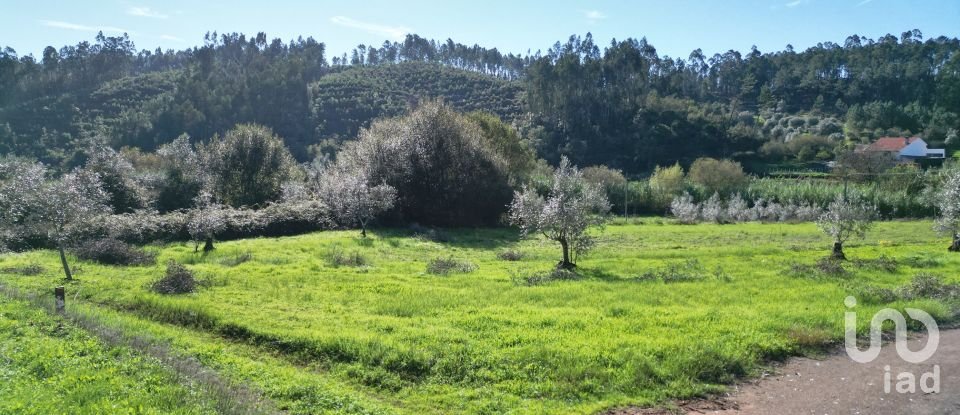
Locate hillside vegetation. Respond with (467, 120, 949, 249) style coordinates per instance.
(2, 30, 958, 171)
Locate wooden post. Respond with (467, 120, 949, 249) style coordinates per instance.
(54, 286, 65, 313)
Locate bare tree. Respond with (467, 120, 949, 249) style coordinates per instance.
(816, 193, 877, 260)
(317, 168, 396, 237)
(0, 161, 108, 279)
(934, 168, 960, 252)
(509, 156, 610, 269)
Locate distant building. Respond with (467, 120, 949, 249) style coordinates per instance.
(860, 137, 945, 161)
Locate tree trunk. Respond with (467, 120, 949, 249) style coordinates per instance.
(950, 234, 960, 252)
(203, 237, 215, 252)
(58, 245, 73, 281)
(361, 225, 367, 238)
(557, 238, 575, 270)
(831, 242, 846, 261)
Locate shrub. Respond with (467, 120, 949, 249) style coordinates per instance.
(152, 261, 197, 294)
(898, 274, 960, 301)
(325, 247, 369, 267)
(204, 124, 297, 207)
(700, 193, 724, 223)
(648, 163, 686, 209)
(73, 238, 156, 266)
(426, 257, 477, 275)
(670, 193, 699, 224)
(497, 249, 525, 261)
(688, 158, 748, 195)
(335, 100, 514, 226)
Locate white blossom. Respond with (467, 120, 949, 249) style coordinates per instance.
(670, 192, 700, 224)
(509, 156, 610, 268)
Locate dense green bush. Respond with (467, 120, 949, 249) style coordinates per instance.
(336, 100, 514, 226)
(203, 124, 297, 208)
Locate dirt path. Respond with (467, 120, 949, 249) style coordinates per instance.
(612, 329, 960, 415)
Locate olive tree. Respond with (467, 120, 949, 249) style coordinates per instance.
(934, 168, 960, 252)
(187, 190, 226, 252)
(317, 168, 396, 237)
(816, 193, 877, 260)
(0, 161, 108, 279)
(509, 156, 610, 269)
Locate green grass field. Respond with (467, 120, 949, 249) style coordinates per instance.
(0, 296, 218, 414)
(1, 220, 958, 414)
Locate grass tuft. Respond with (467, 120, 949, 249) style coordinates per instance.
(325, 247, 369, 267)
(496, 249, 525, 261)
(425, 257, 477, 275)
(219, 251, 253, 267)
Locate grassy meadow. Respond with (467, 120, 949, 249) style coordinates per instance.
(0, 296, 218, 414)
(0, 220, 958, 414)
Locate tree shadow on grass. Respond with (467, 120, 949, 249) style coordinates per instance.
(572, 267, 624, 281)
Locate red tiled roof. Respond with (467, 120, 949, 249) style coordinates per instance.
(866, 137, 920, 152)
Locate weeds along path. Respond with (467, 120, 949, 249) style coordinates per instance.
(0, 281, 401, 415)
(0, 283, 278, 415)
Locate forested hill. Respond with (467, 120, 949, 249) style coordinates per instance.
(1, 30, 958, 173)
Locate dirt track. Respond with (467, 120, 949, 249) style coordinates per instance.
(609, 329, 960, 415)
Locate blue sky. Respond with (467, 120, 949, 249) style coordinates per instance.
(3, 0, 959, 60)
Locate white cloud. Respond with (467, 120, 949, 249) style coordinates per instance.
(329, 16, 410, 41)
(857, 0, 876, 6)
(785, 0, 809, 7)
(40, 20, 130, 34)
(583, 10, 607, 23)
(127, 6, 168, 19)
(160, 34, 185, 42)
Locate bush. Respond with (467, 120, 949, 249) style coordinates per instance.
(73, 238, 156, 266)
(335, 100, 514, 226)
(325, 247, 369, 267)
(670, 193, 700, 224)
(204, 124, 297, 207)
(152, 261, 197, 294)
(497, 249, 525, 261)
(426, 257, 477, 275)
(688, 158, 748, 195)
(898, 274, 960, 301)
(648, 163, 686, 210)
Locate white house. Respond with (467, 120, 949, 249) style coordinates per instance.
(862, 137, 945, 161)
